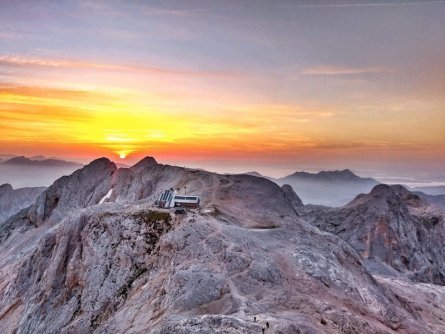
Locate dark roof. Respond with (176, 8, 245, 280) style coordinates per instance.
(174, 207, 186, 214)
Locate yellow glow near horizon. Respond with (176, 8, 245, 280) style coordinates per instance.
(0, 1, 444, 175)
(1, 61, 444, 164)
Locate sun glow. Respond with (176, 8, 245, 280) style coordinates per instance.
(114, 147, 135, 160)
(1, 47, 444, 164)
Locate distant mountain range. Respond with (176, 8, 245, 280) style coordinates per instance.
(2, 156, 83, 168)
(0, 154, 17, 163)
(270, 169, 379, 207)
(246, 169, 445, 208)
(411, 185, 445, 196)
(283, 169, 375, 182)
(0, 156, 84, 188)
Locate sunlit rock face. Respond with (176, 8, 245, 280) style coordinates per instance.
(0, 158, 443, 333)
(299, 184, 445, 285)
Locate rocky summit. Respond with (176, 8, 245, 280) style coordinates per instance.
(0, 158, 444, 333)
(299, 184, 445, 285)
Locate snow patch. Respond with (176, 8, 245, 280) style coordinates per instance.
(99, 189, 113, 204)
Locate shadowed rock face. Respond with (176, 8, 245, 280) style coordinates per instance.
(299, 184, 445, 285)
(27, 158, 117, 226)
(0, 184, 45, 223)
(281, 184, 304, 210)
(0, 158, 443, 333)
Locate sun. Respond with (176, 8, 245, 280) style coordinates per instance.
(116, 150, 131, 159)
(112, 147, 134, 160)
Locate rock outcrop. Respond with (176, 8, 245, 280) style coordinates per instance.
(27, 158, 117, 226)
(0, 159, 443, 333)
(0, 183, 45, 223)
(300, 184, 445, 285)
(281, 184, 304, 212)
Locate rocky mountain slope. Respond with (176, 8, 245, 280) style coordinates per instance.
(0, 184, 46, 223)
(274, 169, 379, 207)
(299, 184, 445, 286)
(415, 192, 445, 211)
(0, 158, 443, 333)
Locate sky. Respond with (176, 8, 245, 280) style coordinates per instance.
(0, 0, 444, 179)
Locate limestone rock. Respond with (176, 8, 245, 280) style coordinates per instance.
(299, 184, 445, 285)
(0, 184, 45, 223)
(27, 158, 117, 226)
(0, 158, 442, 333)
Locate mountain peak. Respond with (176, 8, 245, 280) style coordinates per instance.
(28, 157, 117, 226)
(281, 184, 304, 207)
(367, 184, 411, 201)
(88, 157, 113, 167)
(0, 183, 13, 193)
(316, 169, 359, 180)
(131, 156, 158, 171)
(3, 156, 29, 164)
(339, 168, 354, 176)
(347, 184, 415, 208)
(82, 158, 117, 176)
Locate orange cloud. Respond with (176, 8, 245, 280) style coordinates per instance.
(1, 57, 443, 166)
(3, 80, 441, 162)
(0, 55, 240, 78)
(0, 82, 338, 159)
(301, 66, 394, 75)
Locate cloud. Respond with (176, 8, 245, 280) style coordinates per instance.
(0, 55, 240, 78)
(291, 139, 430, 152)
(306, 142, 366, 150)
(0, 103, 92, 124)
(297, 0, 445, 8)
(0, 32, 21, 40)
(0, 83, 110, 101)
(301, 66, 394, 76)
(143, 8, 207, 17)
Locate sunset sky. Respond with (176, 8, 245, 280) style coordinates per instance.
(1, 0, 444, 179)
